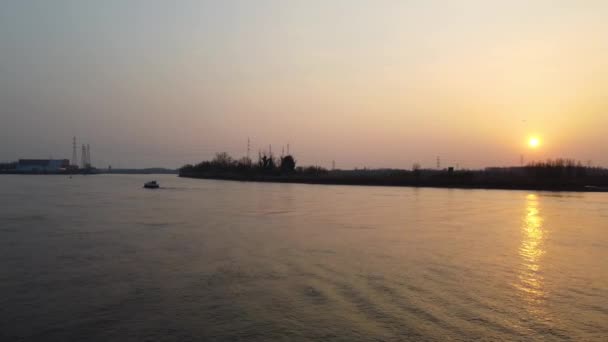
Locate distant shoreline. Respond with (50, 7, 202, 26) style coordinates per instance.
(0, 168, 177, 175)
(0, 171, 97, 175)
(178, 173, 608, 192)
(3, 167, 605, 192)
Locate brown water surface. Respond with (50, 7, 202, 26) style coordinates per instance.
(1, 175, 606, 341)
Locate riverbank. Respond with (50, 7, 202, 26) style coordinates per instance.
(0, 170, 98, 175)
(0, 168, 177, 175)
(179, 171, 608, 192)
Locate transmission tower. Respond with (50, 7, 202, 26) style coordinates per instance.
(87, 144, 91, 167)
(436, 156, 441, 169)
(247, 138, 251, 160)
(81, 145, 87, 168)
(72, 137, 78, 167)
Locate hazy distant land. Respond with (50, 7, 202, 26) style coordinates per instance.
(102, 168, 178, 175)
(179, 153, 608, 192)
(3, 154, 607, 191)
(0, 162, 177, 175)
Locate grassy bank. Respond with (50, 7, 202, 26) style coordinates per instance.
(179, 169, 608, 192)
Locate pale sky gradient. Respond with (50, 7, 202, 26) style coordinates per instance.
(1, 0, 607, 169)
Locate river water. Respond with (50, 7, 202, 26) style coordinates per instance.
(1, 174, 607, 341)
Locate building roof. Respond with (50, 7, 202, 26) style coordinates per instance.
(18, 159, 69, 166)
(18, 159, 51, 166)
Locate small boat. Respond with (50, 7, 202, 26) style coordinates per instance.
(144, 181, 159, 189)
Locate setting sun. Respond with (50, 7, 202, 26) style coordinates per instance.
(528, 137, 541, 149)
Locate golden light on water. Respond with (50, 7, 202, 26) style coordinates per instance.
(516, 194, 547, 310)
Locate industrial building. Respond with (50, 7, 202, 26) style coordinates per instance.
(4, 137, 94, 174)
(16, 159, 70, 173)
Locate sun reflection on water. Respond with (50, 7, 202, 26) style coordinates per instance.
(516, 194, 547, 305)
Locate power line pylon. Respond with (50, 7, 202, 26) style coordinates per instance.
(72, 137, 78, 167)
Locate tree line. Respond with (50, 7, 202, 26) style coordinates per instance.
(179, 151, 328, 177)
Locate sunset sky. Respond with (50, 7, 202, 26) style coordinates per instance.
(1, 0, 607, 169)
